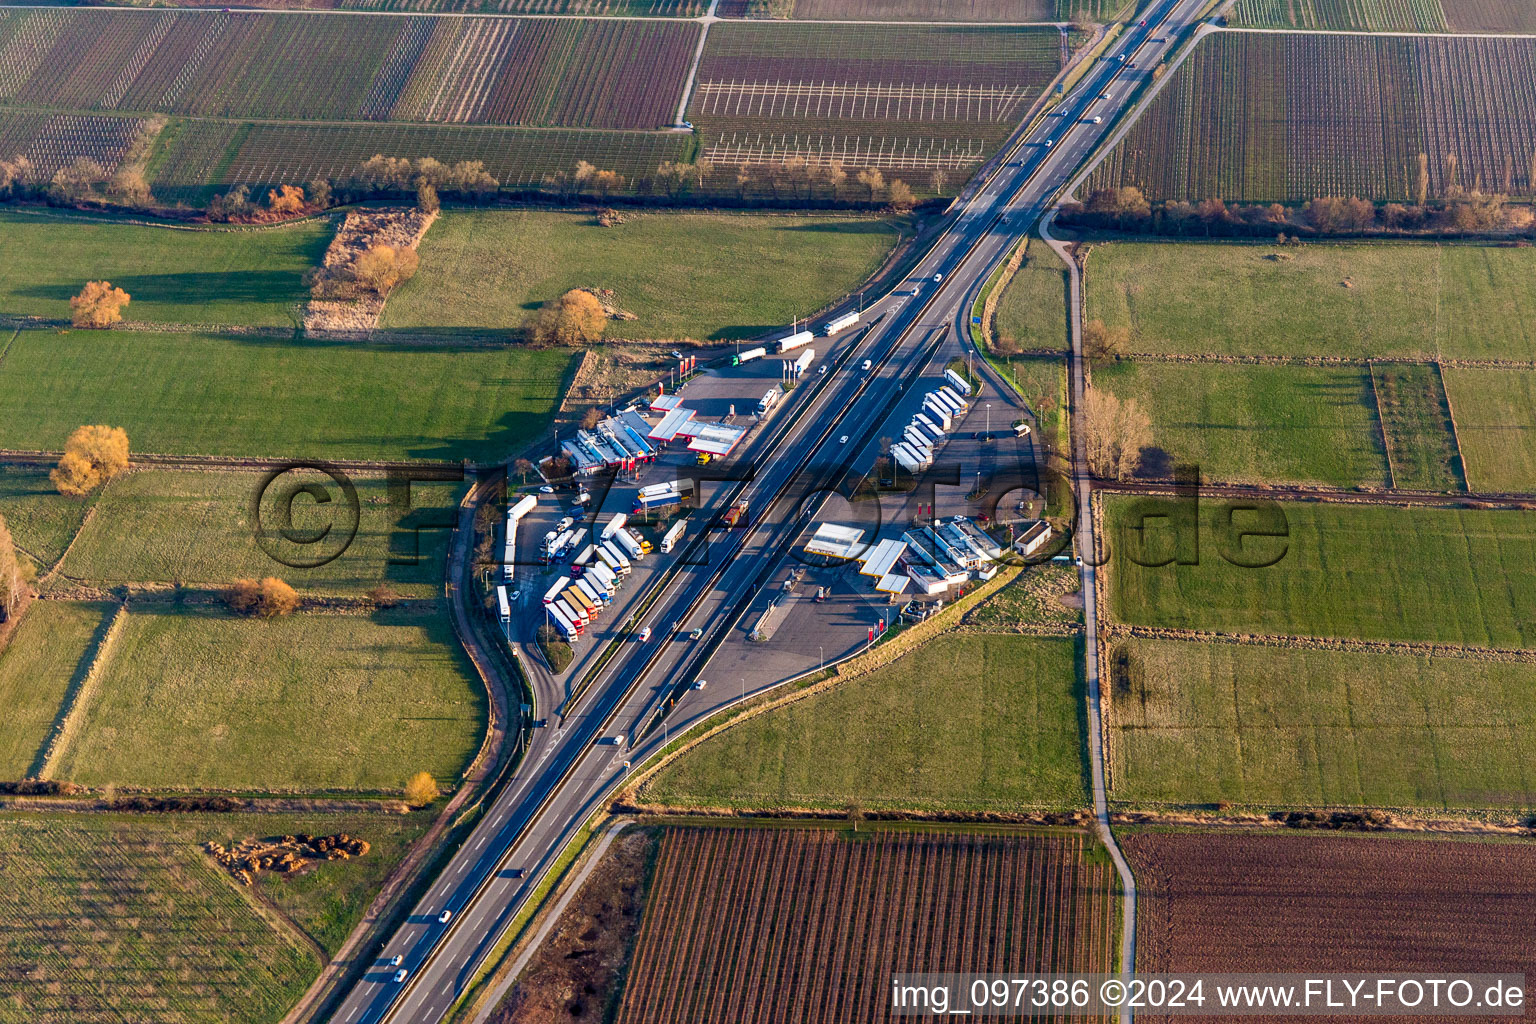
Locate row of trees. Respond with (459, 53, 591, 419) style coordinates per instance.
(1066, 185, 1535, 238)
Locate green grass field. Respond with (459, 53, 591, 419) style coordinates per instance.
(1370, 362, 1464, 491)
(50, 605, 483, 793)
(1109, 638, 1536, 810)
(380, 210, 900, 340)
(1085, 242, 1536, 361)
(0, 465, 92, 570)
(1106, 497, 1536, 647)
(992, 239, 1069, 354)
(1442, 367, 1536, 493)
(0, 211, 327, 328)
(0, 808, 431, 1023)
(0, 601, 109, 780)
(57, 469, 462, 597)
(0, 330, 576, 461)
(1092, 362, 1389, 488)
(965, 564, 1081, 631)
(642, 634, 1087, 813)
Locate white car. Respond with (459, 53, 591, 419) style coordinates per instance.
(1089, 115, 1103, 124)
(932, 272, 943, 282)
(691, 679, 707, 690)
(818, 365, 828, 375)
(839, 435, 849, 444)
(538, 485, 554, 494)
(689, 627, 703, 640)
(438, 910, 452, 925)
(389, 955, 403, 967)
(1044, 139, 1055, 149)
(639, 626, 652, 642)
(394, 969, 409, 983)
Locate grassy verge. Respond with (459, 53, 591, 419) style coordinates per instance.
(1104, 496, 1536, 647)
(0, 330, 577, 462)
(381, 210, 902, 341)
(641, 633, 1088, 814)
(1109, 637, 1536, 810)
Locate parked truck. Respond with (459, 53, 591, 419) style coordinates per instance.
(613, 529, 644, 560)
(732, 346, 767, 365)
(944, 367, 975, 398)
(600, 513, 628, 542)
(756, 389, 780, 414)
(661, 519, 685, 553)
(542, 576, 572, 606)
(634, 489, 683, 513)
(599, 542, 631, 574)
(547, 603, 579, 639)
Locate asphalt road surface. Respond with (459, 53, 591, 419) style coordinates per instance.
(331, 4, 1208, 1020)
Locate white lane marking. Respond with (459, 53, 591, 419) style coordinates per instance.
(456, 861, 467, 874)
(475, 837, 485, 849)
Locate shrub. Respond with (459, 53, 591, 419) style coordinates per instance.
(531, 289, 606, 347)
(69, 281, 130, 328)
(226, 577, 300, 617)
(352, 244, 419, 296)
(404, 771, 440, 807)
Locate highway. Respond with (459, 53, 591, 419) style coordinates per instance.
(330, 4, 1208, 1021)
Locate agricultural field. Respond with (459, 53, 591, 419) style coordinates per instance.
(1125, 831, 1536, 996)
(1091, 361, 1391, 488)
(642, 634, 1087, 813)
(0, 330, 576, 462)
(1109, 638, 1536, 809)
(56, 469, 463, 598)
(616, 826, 1118, 1024)
(689, 22, 1063, 181)
(0, 809, 432, 1023)
(1442, 368, 1536, 494)
(1232, 0, 1536, 32)
(0, 212, 326, 327)
(0, 601, 109, 780)
(1369, 361, 1464, 491)
(147, 119, 695, 199)
(718, 0, 1125, 18)
(0, 109, 150, 178)
(0, 465, 91, 570)
(1104, 497, 1536, 648)
(0, 9, 697, 130)
(339, 0, 707, 12)
(1230, 0, 1447, 31)
(1083, 241, 1536, 361)
(992, 238, 1069, 354)
(381, 209, 900, 339)
(1087, 30, 1536, 203)
(47, 604, 483, 792)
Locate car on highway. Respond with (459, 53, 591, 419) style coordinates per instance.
(394, 969, 409, 983)
(819, 365, 828, 375)
(389, 955, 403, 967)
(691, 679, 707, 690)
(1139, 18, 1146, 24)
(1086, 115, 1103, 124)
(1117, 53, 1125, 61)
(1099, 92, 1110, 100)
(690, 627, 703, 640)
(861, 359, 872, 370)
(932, 272, 943, 282)
(438, 910, 452, 924)
(1044, 139, 1055, 148)
(639, 626, 652, 641)
(839, 435, 849, 444)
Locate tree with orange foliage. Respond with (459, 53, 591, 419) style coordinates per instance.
(69, 281, 130, 328)
(50, 425, 130, 497)
(226, 577, 300, 617)
(266, 184, 305, 215)
(532, 289, 607, 347)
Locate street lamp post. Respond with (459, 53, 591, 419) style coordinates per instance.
(986, 403, 991, 437)
(819, 646, 824, 673)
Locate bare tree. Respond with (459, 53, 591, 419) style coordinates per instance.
(1083, 389, 1150, 480)
(0, 514, 23, 622)
(1415, 152, 1430, 205)
(1081, 319, 1130, 362)
(856, 168, 885, 203)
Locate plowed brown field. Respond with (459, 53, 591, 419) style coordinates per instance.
(1125, 831, 1536, 1022)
